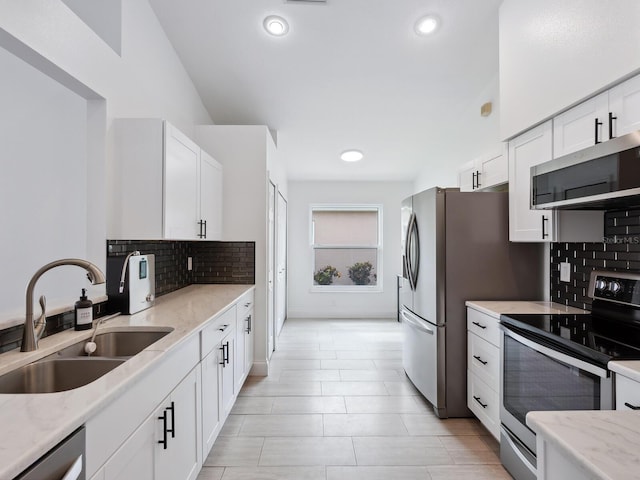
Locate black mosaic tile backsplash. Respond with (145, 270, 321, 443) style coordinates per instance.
(0, 301, 108, 354)
(551, 209, 640, 310)
(107, 240, 255, 294)
(0, 240, 254, 352)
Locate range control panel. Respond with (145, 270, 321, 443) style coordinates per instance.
(589, 270, 640, 306)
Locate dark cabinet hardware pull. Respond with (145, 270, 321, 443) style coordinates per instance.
(158, 410, 168, 449)
(219, 345, 226, 366)
(246, 314, 252, 334)
(244, 302, 251, 307)
(166, 401, 175, 438)
(475, 170, 481, 188)
(473, 396, 488, 408)
(595, 117, 603, 144)
(472, 171, 477, 190)
(225, 341, 230, 364)
(471, 321, 487, 330)
(198, 220, 205, 238)
(473, 355, 488, 365)
(542, 216, 549, 239)
(609, 112, 617, 139)
(625, 402, 640, 410)
(203, 220, 207, 239)
(218, 324, 229, 332)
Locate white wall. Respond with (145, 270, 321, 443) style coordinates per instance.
(0, 46, 88, 321)
(195, 125, 285, 375)
(499, 0, 640, 140)
(414, 74, 501, 193)
(288, 181, 412, 319)
(0, 1, 211, 327)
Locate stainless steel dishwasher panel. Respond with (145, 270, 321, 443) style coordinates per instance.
(15, 427, 85, 480)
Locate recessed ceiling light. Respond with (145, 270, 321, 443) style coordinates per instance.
(340, 150, 364, 162)
(415, 15, 440, 36)
(264, 15, 289, 36)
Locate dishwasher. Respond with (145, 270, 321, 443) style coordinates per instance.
(15, 427, 85, 480)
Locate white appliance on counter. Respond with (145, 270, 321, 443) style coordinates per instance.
(400, 187, 544, 418)
(106, 253, 155, 315)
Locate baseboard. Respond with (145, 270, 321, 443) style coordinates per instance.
(249, 361, 268, 376)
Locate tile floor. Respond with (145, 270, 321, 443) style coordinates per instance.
(197, 318, 512, 480)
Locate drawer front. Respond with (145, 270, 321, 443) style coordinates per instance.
(467, 308, 500, 346)
(467, 372, 499, 440)
(616, 374, 640, 411)
(201, 306, 236, 359)
(468, 332, 500, 390)
(237, 289, 255, 321)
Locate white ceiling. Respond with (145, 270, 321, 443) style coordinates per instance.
(149, 0, 503, 182)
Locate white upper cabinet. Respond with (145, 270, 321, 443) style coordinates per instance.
(509, 121, 604, 243)
(110, 119, 222, 240)
(609, 74, 640, 138)
(553, 74, 640, 158)
(457, 160, 476, 192)
(553, 92, 609, 158)
(458, 146, 508, 192)
(508, 121, 554, 242)
(199, 149, 223, 241)
(164, 123, 200, 239)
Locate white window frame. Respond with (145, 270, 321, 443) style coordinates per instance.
(309, 204, 383, 293)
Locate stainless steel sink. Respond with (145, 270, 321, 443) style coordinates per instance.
(0, 327, 173, 394)
(0, 358, 125, 394)
(50, 328, 173, 358)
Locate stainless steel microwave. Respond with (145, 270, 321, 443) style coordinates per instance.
(532, 130, 640, 210)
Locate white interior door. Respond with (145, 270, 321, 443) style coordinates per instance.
(276, 192, 287, 337)
(267, 181, 276, 357)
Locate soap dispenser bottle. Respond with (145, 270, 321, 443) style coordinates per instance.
(75, 288, 93, 331)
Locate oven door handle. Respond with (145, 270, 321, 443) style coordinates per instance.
(503, 327, 608, 378)
(501, 427, 537, 477)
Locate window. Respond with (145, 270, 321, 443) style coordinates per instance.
(311, 205, 382, 290)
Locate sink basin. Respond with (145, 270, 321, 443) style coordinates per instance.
(0, 358, 125, 394)
(0, 328, 173, 394)
(50, 328, 173, 358)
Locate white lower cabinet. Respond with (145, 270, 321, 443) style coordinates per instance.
(87, 287, 256, 480)
(220, 325, 236, 418)
(92, 419, 155, 480)
(615, 374, 640, 411)
(95, 368, 201, 480)
(467, 371, 499, 439)
(466, 307, 500, 440)
(201, 348, 221, 458)
(235, 289, 255, 390)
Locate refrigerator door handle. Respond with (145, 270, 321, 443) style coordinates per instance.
(405, 213, 419, 291)
(401, 309, 434, 335)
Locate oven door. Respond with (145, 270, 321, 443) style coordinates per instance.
(499, 326, 613, 478)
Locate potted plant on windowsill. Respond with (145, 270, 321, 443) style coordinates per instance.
(348, 261, 374, 285)
(314, 265, 341, 285)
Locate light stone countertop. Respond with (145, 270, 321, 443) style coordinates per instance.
(527, 410, 640, 480)
(609, 360, 640, 383)
(0, 283, 254, 480)
(465, 300, 588, 318)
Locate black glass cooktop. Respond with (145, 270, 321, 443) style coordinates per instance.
(500, 312, 640, 368)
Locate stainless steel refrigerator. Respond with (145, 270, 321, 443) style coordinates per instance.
(400, 187, 544, 418)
